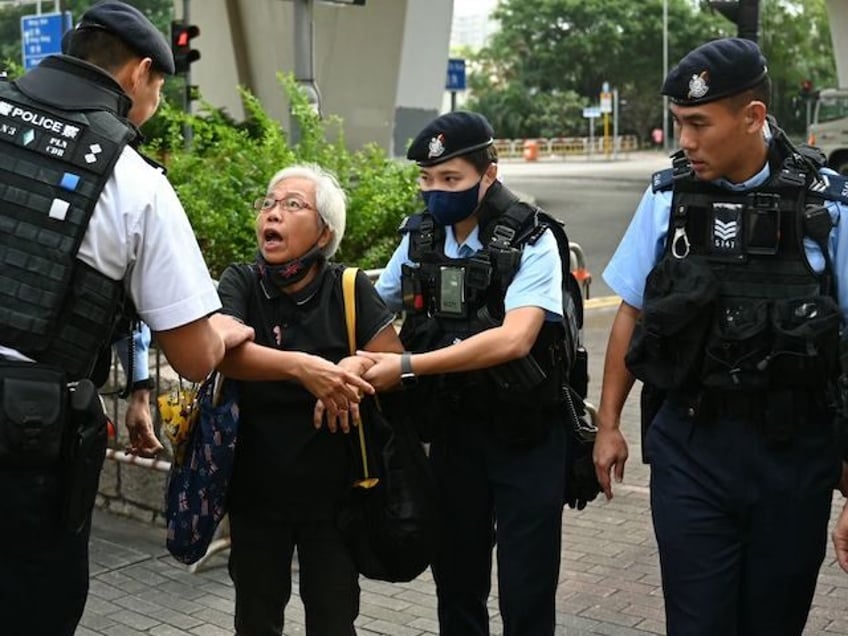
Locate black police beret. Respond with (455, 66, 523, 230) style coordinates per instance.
(661, 38, 767, 106)
(70, 0, 175, 75)
(407, 111, 494, 166)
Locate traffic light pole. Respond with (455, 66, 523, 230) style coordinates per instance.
(709, 0, 760, 42)
(182, 0, 193, 150)
(736, 0, 759, 42)
(291, 0, 322, 145)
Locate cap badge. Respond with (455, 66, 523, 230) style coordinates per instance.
(428, 133, 446, 159)
(688, 72, 709, 100)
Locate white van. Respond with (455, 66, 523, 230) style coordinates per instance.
(808, 87, 848, 175)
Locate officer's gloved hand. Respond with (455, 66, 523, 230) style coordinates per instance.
(563, 389, 601, 511)
(564, 445, 601, 510)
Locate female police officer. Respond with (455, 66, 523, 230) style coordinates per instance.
(594, 38, 848, 635)
(361, 111, 570, 636)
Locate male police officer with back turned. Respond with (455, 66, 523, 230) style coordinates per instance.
(0, 3, 262, 634)
(594, 38, 848, 635)
(360, 111, 582, 636)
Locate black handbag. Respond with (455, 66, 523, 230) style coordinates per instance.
(336, 268, 438, 582)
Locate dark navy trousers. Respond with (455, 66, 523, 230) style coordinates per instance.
(428, 415, 567, 636)
(646, 397, 840, 636)
(228, 512, 360, 636)
(0, 466, 92, 636)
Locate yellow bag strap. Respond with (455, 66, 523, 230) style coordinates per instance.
(342, 267, 358, 356)
(341, 267, 375, 483)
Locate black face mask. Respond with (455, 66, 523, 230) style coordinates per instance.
(255, 244, 326, 289)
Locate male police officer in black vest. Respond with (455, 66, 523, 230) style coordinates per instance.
(362, 112, 578, 635)
(0, 3, 263, 634)
(595, 38, 848, 635)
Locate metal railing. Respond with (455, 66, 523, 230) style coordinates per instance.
(494, 134, 640, 160)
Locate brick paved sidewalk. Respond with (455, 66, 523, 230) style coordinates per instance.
(79, 305, 848, 635)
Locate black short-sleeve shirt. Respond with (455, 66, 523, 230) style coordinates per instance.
(217, 262, 394, 521)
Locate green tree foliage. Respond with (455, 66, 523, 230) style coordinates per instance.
(155, 75, 419, 277)
(468, 0, 836, 139)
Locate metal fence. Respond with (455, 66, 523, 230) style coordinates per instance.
(494, 134, 640, 160)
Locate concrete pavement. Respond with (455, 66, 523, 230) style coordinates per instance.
(82, 301, 848, 636)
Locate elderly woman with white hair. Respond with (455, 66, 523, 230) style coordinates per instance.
(215, 164, 403, 635)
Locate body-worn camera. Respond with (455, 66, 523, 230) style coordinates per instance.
(745, 192, 781, 255)
(438, 266, 466, 317)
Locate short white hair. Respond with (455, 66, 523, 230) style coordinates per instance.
(266, 163, 347, 258)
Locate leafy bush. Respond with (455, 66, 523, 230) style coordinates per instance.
(155, 75, 420, 277)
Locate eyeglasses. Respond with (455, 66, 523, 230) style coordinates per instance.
(253, 196, 315, 213)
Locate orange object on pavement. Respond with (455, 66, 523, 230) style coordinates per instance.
(522, 139, 539, 162)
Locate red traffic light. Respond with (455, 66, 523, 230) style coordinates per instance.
(172, 23, 199, 51)
(171, 22, 201, 74)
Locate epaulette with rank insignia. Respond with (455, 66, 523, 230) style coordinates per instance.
(808, 172, 848, 205)
(398, 213, 424, 234)
(652, 168, 674, 193)
(525, 219, 548, 246)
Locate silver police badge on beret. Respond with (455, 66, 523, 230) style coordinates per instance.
(688, 72, 709, 100)
(428, 134, 446, 159)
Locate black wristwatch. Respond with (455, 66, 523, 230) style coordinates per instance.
(130, 378, 155, 393)
(400, 352, 418, 388)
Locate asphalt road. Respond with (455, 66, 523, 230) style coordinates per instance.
(499, 151, 671, 299)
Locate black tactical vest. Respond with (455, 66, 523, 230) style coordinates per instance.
(627, 141, 848, 394)
(399, 183, 570, 412)
(665, 144, 828, 300)
(0, 56, 135, 379)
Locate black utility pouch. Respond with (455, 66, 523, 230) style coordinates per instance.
(571, 346, 589, 400)
(62, 379, 107, 534)
(488, 354, 547, 393)
(0, 361, 67, 468)
(401, 264, 424, 313)
(769, 296, 841, 388)
(702, 299, 771, 390)
(626, 256, 718, 390)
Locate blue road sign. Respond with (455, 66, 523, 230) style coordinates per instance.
(21, 12, 72, 71)
(446, 58, 466, 91)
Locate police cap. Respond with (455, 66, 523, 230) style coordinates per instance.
(70, 1, 175, 75)
(661, 38, 767, 106)
(407, 111, 494, 166)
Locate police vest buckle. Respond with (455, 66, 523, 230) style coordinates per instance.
(466, 254, 492, 290)
(489, 224, 516, 251)
(777, 166, 806, 188)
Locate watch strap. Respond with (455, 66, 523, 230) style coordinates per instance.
(401, 352, 413, 376)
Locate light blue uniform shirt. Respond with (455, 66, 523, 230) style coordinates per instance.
(114, 321, 152, 383)
(376, 223, 563, 320)
(603, 162, 848, 323)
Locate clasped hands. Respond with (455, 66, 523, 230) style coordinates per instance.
(311, 351, 404, 433)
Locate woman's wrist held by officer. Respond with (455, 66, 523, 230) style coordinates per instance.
(342, 355, 374, 377)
